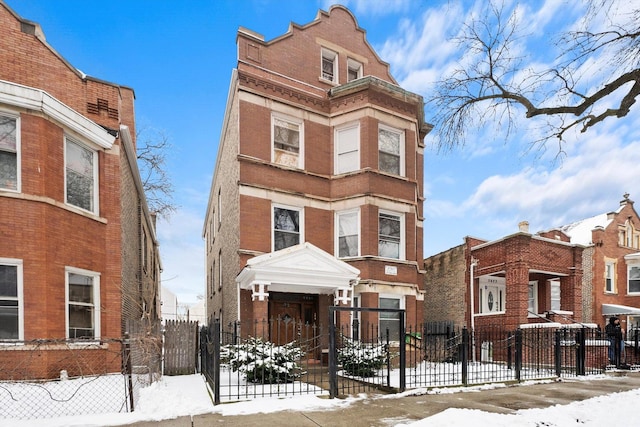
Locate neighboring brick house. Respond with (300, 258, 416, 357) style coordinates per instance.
(204, 5, 430, 342)
(0, 2, 160, 378)
(424, 222, 585, 331)
(538, 194, 640, 335)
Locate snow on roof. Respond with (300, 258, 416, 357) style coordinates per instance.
(560, 212, 612, 245)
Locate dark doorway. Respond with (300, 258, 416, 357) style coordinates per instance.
(269, 292, 318, 345)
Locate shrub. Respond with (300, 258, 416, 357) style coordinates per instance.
(337, 337, 387, 377)
(222, 337, 305, 384)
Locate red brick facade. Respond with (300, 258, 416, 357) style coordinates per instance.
(425, 223, 585, 331)
(0, 3, 160, 379)
(205, 6, 429, 339)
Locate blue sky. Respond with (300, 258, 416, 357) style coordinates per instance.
(8, 0, 640, 305)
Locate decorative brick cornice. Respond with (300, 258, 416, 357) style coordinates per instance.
(238, 72, 329, 110)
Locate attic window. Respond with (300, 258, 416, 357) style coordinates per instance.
(347, 58, 363, 82)
(321, 48, 338, 83)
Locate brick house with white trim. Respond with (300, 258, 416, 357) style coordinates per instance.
(0, 1, 160, 379)
(204, 5, 430, 342)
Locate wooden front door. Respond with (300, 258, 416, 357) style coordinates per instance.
(269, 293, 318, 345)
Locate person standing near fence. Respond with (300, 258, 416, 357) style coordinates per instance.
(605, 316, 624, 366)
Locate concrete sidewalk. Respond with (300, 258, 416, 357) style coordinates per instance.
(126, 371, 640, 427)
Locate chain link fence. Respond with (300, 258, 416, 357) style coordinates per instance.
(0, 321, 162, 420)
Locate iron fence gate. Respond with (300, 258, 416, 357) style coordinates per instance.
(200, 314, 619, 405)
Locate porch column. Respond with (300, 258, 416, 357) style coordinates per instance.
(334, 288, 351, 339)
(504, 234, 531, 329)
(251, 281, 270, 340)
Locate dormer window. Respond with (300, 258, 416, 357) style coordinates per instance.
(321, 48, 338, 83)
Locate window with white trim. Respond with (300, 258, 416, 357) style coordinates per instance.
(550, 280, 561, 311)
(528, 281, 538, 315)
(378, 210, 404, 259)
(379, 295, 404, 341)
(378, 124, 404, 176)
(336, 209, 360, 258)
(335, 122, 359, 174)
(273, 205, 302, 251)
(65, 138, 98, 213)
(0, 259, 23, 340)
(347, 58, 363, 82)
(605, 261, 615, 293)
(272, 114, 303, 168)
(321, 48, 338, 83)
(66, 268, 100, 339)
(0, 113, 19, 191)
(629, 265, 640, 294)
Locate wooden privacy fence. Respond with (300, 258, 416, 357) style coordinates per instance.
(164, 320, 199, 375)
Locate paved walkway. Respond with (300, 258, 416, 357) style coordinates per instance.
(126, 371, 640, 427)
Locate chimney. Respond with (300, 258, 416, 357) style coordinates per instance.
(518, 221, 530, 233)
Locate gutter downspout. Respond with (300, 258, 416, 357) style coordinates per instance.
(470, 257, 478, 363)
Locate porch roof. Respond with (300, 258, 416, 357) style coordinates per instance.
(602, 303, 640, 317)
(236, 242, 360, 294)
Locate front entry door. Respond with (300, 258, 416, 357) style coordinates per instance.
(269, 293, 318, 345)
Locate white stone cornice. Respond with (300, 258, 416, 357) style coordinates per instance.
(0, 79, 115, 149)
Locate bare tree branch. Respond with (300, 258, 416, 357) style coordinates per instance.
(136, 126, 176, 219)
(428, 0, 640, 152)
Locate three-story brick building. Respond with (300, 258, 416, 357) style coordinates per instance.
(204, 5, 430, 342)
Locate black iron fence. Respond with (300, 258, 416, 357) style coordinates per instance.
(201, 315, 626, 404)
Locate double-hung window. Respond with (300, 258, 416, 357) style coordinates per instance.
(66, 268, 100, 340)
(335, 122, 359, 174)
(550, 280, 561, 311)
(321, 48, 338, 83)
(379, 295, 403, 341)
(0, 113, 19, 191)
(272, 114, 303, 168)
(273, 205, 302, 251)
(605, 261, 615, 293)
(378, 211, 404, 259)
(65, 138, 98, 214)
(378, 124, 404, 176)
(337, 209, 360, 258)
(629, 265, 640, 294)
(528, 281, 539, 315)
(0, 259, 23, 340)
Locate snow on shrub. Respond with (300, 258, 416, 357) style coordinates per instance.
(221, 337, 305, 384)
(337, 336, 387, 377)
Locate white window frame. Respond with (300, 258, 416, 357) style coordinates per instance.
(347, 58, 363, 82)
(378, 210, 405, 260)
(272, 204, 304, 252)
(550, 280, 561, 311)
(336, 208, 360, 258)
(334, 122, 360, 174)
(271, 113, 304, 169)
(0, 258, 24, 341)
(379, 294, 404, 342)
(64, 137, 99, 214)
(528, 281, 539, 316)
(628, 264, 640, 295)
(605, 261, 616, 293)
(0, 111, 20, 193)
(378, 124, 405, 176)
(321, 48, 338, 83)
(478, 276, 505, 315)
(65, 267, 101, 340)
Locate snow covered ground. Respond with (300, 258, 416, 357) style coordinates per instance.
(3, 373, 640, 427)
